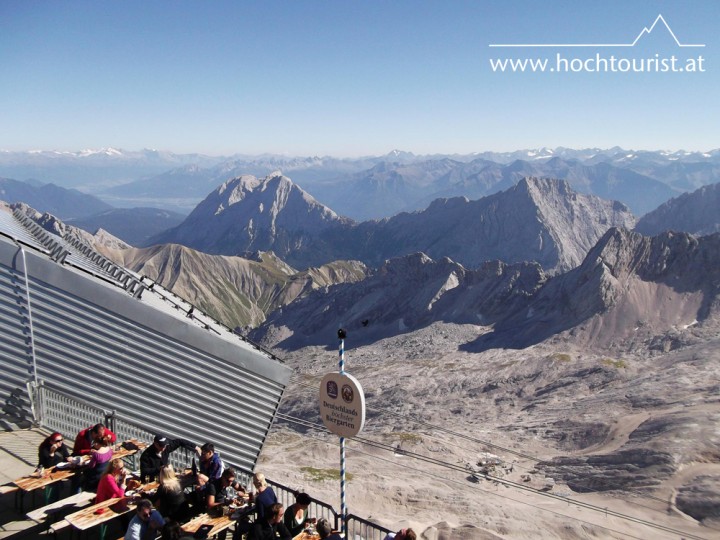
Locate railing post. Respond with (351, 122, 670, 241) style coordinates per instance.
(105, 410, 116, 434)
(26, 379, 42, 425)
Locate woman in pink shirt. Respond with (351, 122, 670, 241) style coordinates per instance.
(96, 458, 127, 503)
(84, 439, 114, 491)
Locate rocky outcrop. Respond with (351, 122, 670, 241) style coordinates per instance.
(347, 177, 634, 273)
(10, 202, 130, 250)
(538, 448, 676, 492)
(463, 228, 720, 351)
(635, 182, 720, 237)
(676, 476, 720, 522)
(251, 253, 546, 349)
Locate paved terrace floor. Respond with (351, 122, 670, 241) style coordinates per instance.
(0, 420, 52, 540)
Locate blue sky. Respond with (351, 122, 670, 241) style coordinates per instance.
(1, 0, 717, 156)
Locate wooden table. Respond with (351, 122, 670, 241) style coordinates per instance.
(13, 468, 77, 511)
(113, 445, 145, 460)
(63, 476, 159, 533)
(13, 469, 76, 492)
(293, 532, 321, 540)
(64, 497, 131, 531)
(181, 512, 237, 538)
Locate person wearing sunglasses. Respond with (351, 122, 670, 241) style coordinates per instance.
(38, 432, 71, 468)
(37, 432, 71, 503)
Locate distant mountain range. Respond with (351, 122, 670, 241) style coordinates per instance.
(150, 174, 636, 273)
(2, 147, 719, 218)
(309, 156, 677, 218)
(0, 177, 112, 219)
(15, 176, 720, 355)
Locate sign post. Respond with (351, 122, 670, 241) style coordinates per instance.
(319, 328, 365, 538)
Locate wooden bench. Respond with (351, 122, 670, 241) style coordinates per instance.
(27, 491, 96, 524)
(0, 484, 19, 495)
(48, 518, 71, 537)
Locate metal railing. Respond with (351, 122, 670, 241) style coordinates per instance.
(29, 381, 392, 539)
(30, 380, 114, 442)
(266, 477, 340, 527)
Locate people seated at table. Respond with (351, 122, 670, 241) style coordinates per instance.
(140, 434, 199, 483)
(38, 431, 71, 468)
(316, 518, 342, 540)
(383, 528, 417, 540)
(154, 465, 190, 521)
(125, 499, 166, 540)
(283, 492, 313, 536)
(205, 468, 246, 511)
(83, 438, 114, 491)
(198, 443, 224, 480)
(247, 503, 292, 540)
(72, 423, 117, 456)
(95, 458, 128, 504)
(252, 472, 277, 521)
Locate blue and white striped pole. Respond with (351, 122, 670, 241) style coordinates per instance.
(338, 328, 347, 538)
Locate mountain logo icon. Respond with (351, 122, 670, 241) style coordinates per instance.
(490, 14, 705, 48)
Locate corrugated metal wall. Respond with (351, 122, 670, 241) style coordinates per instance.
(0, 219, 292, 473)
(0, 257, 35, 421)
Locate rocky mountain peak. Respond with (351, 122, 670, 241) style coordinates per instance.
(196, 172, 342, 223)
(470, 227, 720, 352)
(148, 172, 352, 267)
(586, 227, 712, 283)
(517, 175, 572, 196)
(635, 181, 720, 237)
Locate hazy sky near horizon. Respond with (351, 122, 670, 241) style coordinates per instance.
(1, 0, 717, 156)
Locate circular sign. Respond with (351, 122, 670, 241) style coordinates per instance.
(319, 372, 366, 438)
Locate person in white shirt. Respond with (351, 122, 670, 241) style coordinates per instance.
(125, 499, 166, 540)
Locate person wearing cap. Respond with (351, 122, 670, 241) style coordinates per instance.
(383, 528, 417, 540)
(140, 434, 198, 483)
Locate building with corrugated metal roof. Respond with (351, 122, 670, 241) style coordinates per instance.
(0, 203, 292, 473)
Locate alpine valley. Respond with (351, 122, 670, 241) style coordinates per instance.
(2, 146, 720, 540)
